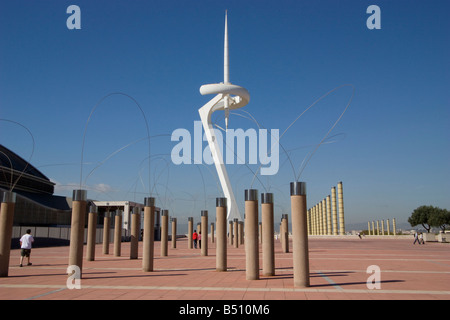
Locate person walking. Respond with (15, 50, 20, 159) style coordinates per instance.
(193, 230, 198, 249)
(198, 231, 202, 249)
(413, 232, 420, 245)
(19, 229, 34, 267)
(419, 232, 425, 244)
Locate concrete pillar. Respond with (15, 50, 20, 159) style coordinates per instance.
(197, 223, 201, 237)
(216, 197, 227, 272)
(171, 217, 177, 249)
(103, 210, 111, 254)
(261, 193, 275, 277)
(228, 220, 233, 245)
(68, 190, 87, 278)
(326, 196, 332, 235)
(211, 222, 215, 243)
(393, 218, 397, 236)
(317, 204, 321, 235)
(315, 205, 320, 235)
(161, 210, 169, 256)
(188, 217, 193, 249)
(281, 214, 289, 253)
(376, 220, 380, 235)
(386, 219, 390, 235)
(368, 221, 371, 235)
(233, 218, 239, 248)
(291, 182, 310, 287)
(245, 189, 259, 280)
(307, 209, 311, 235)
(201, 210, 208, 256)
(337, 182, 345, 235)
(381, 219, 385, 236)
(239, 221, 244, 245)
(259, 222, 263, 244)
(321, 199, 327, 235)
(331, 186, 338, 235)
(155, 209, 161, 241)
(142, 197, 155, 272)
(130, 207, 140, 259)
(317, 202, 323, 235)
(258, 222, 262, 244)
(372, 221, 375, 235)
(114, 210, 122, 257)
(86, 204, 97, 261)
(0, 191, 16, 277)
(312, 206, 317, 235)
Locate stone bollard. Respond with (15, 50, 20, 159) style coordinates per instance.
(142, 197, 155, 272)
(291, 182, 310, 287)
(68, 190, 87, 278)
(216, 198, 227, 272)
(245, 189, 259, 280)
(261, 193, 275, 277)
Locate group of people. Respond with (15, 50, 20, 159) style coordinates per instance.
(413, 232, 425, 245)
(192, 230, 202, 249)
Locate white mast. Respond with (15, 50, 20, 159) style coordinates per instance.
(198, 11, 250, 221)
(224, 11, 230, 129)
(224, 10, 230, 85)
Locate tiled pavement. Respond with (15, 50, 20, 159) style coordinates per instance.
(1, 236, 449, 301)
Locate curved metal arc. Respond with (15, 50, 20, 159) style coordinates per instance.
(0, 151, 14, 189)
(295, 84, 355, 181)
(136, 153, 220, 209)
(79, 92, 151, 194)
(0, 119, 35, 192)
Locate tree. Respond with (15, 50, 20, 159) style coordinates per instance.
(408, 205, 450, 233)
(429, 209, 450, 232)
(408, 205, 436, 233)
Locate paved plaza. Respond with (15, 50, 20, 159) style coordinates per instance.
(0, 236, 449, 301)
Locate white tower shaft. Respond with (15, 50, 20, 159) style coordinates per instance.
(224, 11, 230, 85)
(199, 11, 250, 222)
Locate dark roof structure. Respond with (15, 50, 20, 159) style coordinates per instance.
(0, 144, 55, 195)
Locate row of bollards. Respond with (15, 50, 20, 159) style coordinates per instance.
(368, 218, 397, 236)
(0, 182, 311, 287)
(236, 182, 310, 286)
(308, 181, 345, 235)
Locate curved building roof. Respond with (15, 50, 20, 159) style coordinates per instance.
(0, 144, 55, 194)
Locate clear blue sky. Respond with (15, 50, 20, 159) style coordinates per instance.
(1, 0, 449, 229)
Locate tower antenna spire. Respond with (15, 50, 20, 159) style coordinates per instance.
(224, 10, 230, 129)
(224, 10, 229, 85)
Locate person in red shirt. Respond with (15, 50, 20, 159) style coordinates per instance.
(193, 230, 198, 249)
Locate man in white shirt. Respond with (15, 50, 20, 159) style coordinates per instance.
(19, 229, 34, 267)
